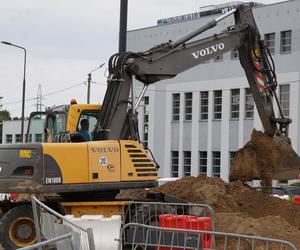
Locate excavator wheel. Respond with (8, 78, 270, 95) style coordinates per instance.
(0, 204, 36, 249)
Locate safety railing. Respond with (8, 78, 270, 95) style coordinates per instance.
(31, 195, 95, 250)
(123, 201, 216, 228)
(19, 233, 76, 250)
(119, 223, 297, 250)
(123, 201, 216, 248)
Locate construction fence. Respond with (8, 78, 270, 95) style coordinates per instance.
(22, 196, 297, 250)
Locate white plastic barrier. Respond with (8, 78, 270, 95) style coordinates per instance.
(64, 214, 121, 250)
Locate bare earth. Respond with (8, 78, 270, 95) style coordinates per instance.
(156, 176, 300, 249)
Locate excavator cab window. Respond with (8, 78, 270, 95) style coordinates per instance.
(26, 112, 46, 142)
(46, 112, 67, 142)
(76, 111, 98, 141)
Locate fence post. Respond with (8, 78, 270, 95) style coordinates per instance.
(31, 195, 42, 244)
(87, 228, 96, 250)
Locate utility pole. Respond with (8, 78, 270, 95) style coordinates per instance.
(86, 63, 105, 104)
(119, 0, 128, 53)
(87, 73, 92, 104)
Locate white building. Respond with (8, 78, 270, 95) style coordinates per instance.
(128, 0, 300, 181)
(2, 119, 44, 143)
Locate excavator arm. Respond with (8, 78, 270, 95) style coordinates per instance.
(93, 4, 300, 181)
(94, 5, 290, 142)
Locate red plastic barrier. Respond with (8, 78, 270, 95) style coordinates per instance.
(293, 195, 300, 204)
(158, 214, 212, 249)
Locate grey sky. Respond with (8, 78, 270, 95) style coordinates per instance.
(0, 0, 283, 117)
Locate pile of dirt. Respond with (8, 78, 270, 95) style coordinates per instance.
(230, 129, 300, 184)
(156, 176, 300, 248)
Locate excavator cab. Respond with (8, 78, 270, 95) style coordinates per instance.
(25, 103, 101, 143)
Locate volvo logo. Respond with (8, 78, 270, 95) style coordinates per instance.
(191, 43, 225, 59)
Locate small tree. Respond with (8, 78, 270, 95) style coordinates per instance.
(0, 110, 12, 143)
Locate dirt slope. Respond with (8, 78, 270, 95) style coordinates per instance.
(156, 176, 300, 248)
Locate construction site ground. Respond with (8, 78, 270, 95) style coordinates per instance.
(119, 176, 300, 249)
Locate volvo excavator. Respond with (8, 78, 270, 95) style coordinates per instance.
(0, 4, 299, 248)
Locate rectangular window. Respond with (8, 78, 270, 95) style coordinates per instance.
(171, 151, 179, 177)
(199, 151, 207, 176)
(231, 48, 239, 59)
(6, 134, 12, 144)
(15, 134, 22, 143)
(200, 91, 209, 120)
(183, 151, 191, 176)
(264, 33, 275, 54)
(245, 88, 254, 118)
(214, 54, 223, 62)
(280, 30, 292, 53)
(172, 93, 180, 121)
(231, 89, 240, 119)
(213, 90, 222, 120)
(212, 151, 221, 177)
(143, 96, 149, 147)
(279, 84, 290, 117)
(35, 133, 43, 142)
(229, 151, 236, 166)
(184, 92, 192, 121)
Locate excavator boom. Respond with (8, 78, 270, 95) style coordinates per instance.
(93, 4, 300, 181)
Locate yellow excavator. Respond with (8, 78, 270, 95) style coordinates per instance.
(0, 5, 299, 248)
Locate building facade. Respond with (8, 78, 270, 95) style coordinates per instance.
(128, 0, 300, 181)
(2, 119, 44, 144)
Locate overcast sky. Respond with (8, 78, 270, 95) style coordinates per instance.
(0, 0, 283, 117)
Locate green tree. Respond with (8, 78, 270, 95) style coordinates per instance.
(0, 110, 12, 143)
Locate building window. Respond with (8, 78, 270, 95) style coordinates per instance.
(183, 151, 191, 176)
(6, 134, 12, 144)
(231, 48, 239, 59)
(212, 151, 221, 177)
(213, 90, 222, 120)
(229, 151, 236, 166)
(143, 96, 149, 147)
(280, 30, 292, 53)
(15, 134, 22, 143)
(245, 88, 254, 118)
(264, 33, 275, 54)
(172, 93, 180, 121)
(214, 54, 223, 62)
(279, 84, 290, 117)
(199, 151, 207, 176)
(35, 133, 43, 142)
(184, 92, 192, 121)
(171, 151, 179, 177)
(28, 134, 32, 142)
(231, 89, 240, 119)
(200, 91, 209, 120)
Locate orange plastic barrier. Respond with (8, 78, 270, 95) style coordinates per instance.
(158, 214, 212, 249)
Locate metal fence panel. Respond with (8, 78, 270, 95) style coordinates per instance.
(31, 195, 95, 250)
(119, 223, 297, 250)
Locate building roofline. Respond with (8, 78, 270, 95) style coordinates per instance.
(128, 0, 295, 33)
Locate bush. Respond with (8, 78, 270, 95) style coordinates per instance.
(290, 182, 300, 187)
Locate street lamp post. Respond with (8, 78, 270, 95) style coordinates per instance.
(1, 41, 27, 143)
(87, 63, 105, 104)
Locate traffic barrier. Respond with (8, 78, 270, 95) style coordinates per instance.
(293, 195, 300, 204)
(65, 214, 121, 250)
(159, 214, 212, 249)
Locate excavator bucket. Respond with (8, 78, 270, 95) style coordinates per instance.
(229, 129, 300, 184)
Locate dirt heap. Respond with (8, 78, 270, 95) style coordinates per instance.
(156, 176, 300, 248)
(230, 129, 300, 184)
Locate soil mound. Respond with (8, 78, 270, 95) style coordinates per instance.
(156, 176, 300, 248)
(230, 129, 300, 183)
